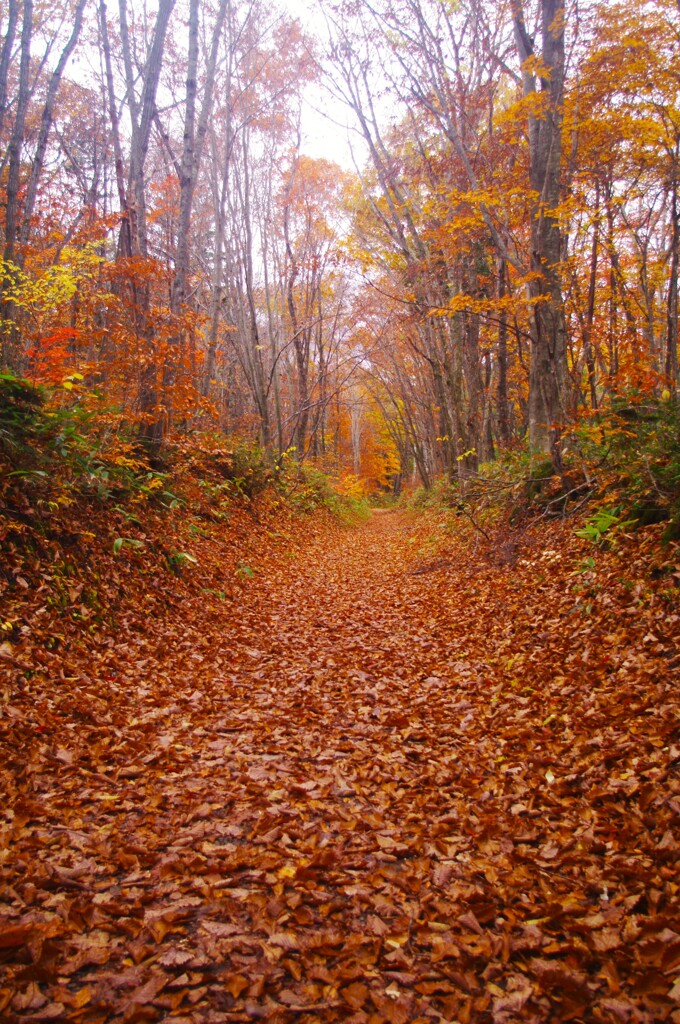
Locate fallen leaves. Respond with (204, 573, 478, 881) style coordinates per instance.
(1, 504, 679, 1022)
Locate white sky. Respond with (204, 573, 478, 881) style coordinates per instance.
(283, 0, 365, 171)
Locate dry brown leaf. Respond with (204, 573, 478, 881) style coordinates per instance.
(3, 506, 678, 1024)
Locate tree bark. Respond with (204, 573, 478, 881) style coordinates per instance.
(0, 0, 19, 145)
(496, 257, 511, 444)
(119, 0, 175, 260)
(583, 184, 600, 410)
(19, 0, 88, 247)
(117, 0, 175, 443)
(100, 0, 130, 255)
(666, 171, 679, 387)
(1, 0, 32, 368)
(512, 0, 568, 461)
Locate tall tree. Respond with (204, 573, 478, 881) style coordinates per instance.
(511, 0, 568, 458)
(1, 0, 89, 369)
(19, 0, 88, 247)
(114, 0, 175, 439)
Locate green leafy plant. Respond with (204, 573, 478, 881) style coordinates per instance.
(575, 507, 637, 546)
(236, 562, 256, 579)
(576, 396, 680, 541)
(167, 550, 197, 572)
(112, 537, 146, 555)
(283, 464, 370, 522)
(0, 372, 45, 461)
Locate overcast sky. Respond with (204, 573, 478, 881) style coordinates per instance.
(285, 0, 365, 170)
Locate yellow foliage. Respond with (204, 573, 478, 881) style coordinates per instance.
(336, 473, 369, 500)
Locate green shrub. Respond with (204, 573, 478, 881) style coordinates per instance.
(408, 477, 461, 509)
(576, 396, 680, 541)
(283, 464, 370, 523)
(183, 436, 272, 499)
(574, 507, 637, 546)
(0, 372, 45, 459)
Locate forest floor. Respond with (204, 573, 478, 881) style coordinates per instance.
(1, 503, 680, 1024)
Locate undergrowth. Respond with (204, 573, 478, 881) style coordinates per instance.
(0, 373, 376, 663)
(282, 465, 371, 523)
(577, 395, 680, 542)
(0, 373, 369, 574)
(4, 371, 678, 588)
(406, 394, 680, 550)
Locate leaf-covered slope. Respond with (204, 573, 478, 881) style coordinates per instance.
(1, 509, 679, 1023)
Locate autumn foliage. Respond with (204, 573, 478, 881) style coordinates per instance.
(2, 1, 680, 1021)
(0, 0, 678, 489)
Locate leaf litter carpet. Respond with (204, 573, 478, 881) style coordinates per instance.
(2, 510, 680, 1023)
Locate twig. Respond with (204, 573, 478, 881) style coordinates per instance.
(0, 649, 33, 672)
(459, 503, 492, 543)
(528, 482, 593, 524)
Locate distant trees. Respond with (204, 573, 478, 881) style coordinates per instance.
(0, 0, 358, 466)
(1, 0, 88, 365)
(324, 0, 680, 485)
(0, 0, 678, 490)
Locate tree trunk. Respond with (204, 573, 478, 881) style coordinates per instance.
(117, 0, 176, 443)
(666, 171, 679, 388)
(169, 0, 228, 322)
(0, 0, 19, 145)
(496, 258, 511, 444)
(1, 0, 32, 369)
(2, 0, 31, 267)
(583, 183, 600, 410)
(19, 0, 87, 248)
(99, 0, 129, 252)
(512, 0, 568, 462)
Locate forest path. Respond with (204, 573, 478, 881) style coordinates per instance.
(3, 508, 679, 1023)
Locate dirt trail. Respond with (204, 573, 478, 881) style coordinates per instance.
(2, 510, 679, 1023)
